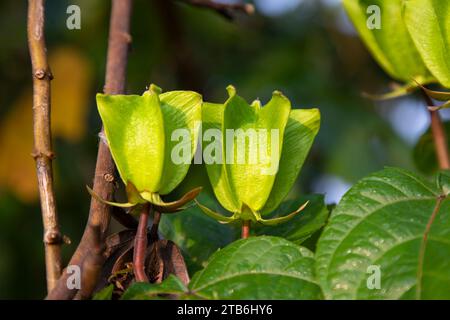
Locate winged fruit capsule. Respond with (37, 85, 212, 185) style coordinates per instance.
(197, 85, 320, 227)
(88, 84, 202, 213)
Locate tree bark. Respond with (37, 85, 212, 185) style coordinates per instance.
(46, 0, 133, 299)
(27, 0, 63, 293)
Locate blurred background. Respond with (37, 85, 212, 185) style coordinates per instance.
(1, 0, 449, 298)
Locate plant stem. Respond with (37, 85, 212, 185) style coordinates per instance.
(421, 90, 450, 170)
(46, 0, 133, 299)
(150, 210, 161, 241)
(27, 0, 62, 292)
(241, 220, 251, 239)
(134, 204, 151, 282)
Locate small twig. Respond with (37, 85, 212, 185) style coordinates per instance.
(178, 0, 254, 19)
(27, 0, 62, 292)
(133, 204, 151, 282)
(241, 220, 251, 239)
(421, 90, 450, 170)
(46, 0, 133, 300)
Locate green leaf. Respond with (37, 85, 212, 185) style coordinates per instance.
(189, 236, 323, 299)
(316, 167, 450, 299)
(121, 275, 188, 300)
(404, 0, 450, 88)
(255, 195, 329, 245)
(92, 284, 114, 300)
(343, 0, 433, 83)
(438, 170, 450, 195)
(97, 91, 165, 193)
(261, 109, 320, 214)
(158, 91, 202, 194)
(413, 122, 450, 175)
(159, 193, 238, 273)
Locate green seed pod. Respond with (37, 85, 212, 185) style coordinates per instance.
(197, 86, 320, 225)
(88, 84, 202, 212)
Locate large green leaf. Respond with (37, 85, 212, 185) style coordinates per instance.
(261, 109, 320, 214)
(92, 284, 114, 300)
(256, 194, 329, 245)
(122, 236, 323, 299)
(404, 0, 450, 88)
(316, 167, 450, 299)
(121, 275, 188, 300)
(343, 0, 433, 83)
(158, 91, 202, 194)
(97, 92, 165, 193)
(161, 193, 329, 272)
(189, 236, 323, 299)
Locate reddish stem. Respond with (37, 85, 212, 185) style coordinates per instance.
(422, 90, 450, 170)
(241, 220, 251, 239)
(133, 204, 151, 282)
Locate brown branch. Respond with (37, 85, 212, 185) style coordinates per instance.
(133, 204, 151, 282)
(421, 90, 450, 170)
(178, 0, 254, 20)
(27, 0, 63, 292)
(46, 0, 133, 300)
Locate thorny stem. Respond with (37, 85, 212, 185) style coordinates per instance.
(134, 204, 151, 282)
(421, 90, 450, 170)
(27, 0, 63, 292)
(46, 0, 133, 300)
(241, 220, 251, 239)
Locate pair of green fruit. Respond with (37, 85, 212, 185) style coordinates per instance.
(89, 84, 320, 226)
